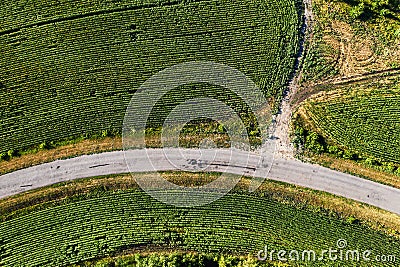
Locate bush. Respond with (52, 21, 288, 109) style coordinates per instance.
(292, 126, 306, 149)
(38, 141, 51, 150)
(342, 150, 355, 160)
(328, 145, 339, 154)
(304, 132, 325, 154)
(101, 130, 109, 138)
(349, 3, 366, 19)
(365, 157, 377, 166)
(0, 152, 7, 161)
(346, 216, 360, 224)
(7, 149, 17, 159)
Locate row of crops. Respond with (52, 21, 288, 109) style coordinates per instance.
(0, 188, 398, 266)
(0, 0, 212, 32)
(73, 252, 278, 267)
(0, 0, 301, 154)
(299, 79, 400, 164)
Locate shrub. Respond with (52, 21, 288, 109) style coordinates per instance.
(305, 132, 325, 154)
(0, 152, 7, 161)
(346, 216, 359, 224)
(7, 149, 17, 159)
(38, 141, 51, 150)
(349, 3, 366, 19)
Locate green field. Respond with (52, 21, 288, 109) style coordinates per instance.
(0, 0, 301, 155)
(298, 77, 400, 165)
(5, 1, 400, 267)
(0, 183, 399, 266)
(73, 252, 278, 267)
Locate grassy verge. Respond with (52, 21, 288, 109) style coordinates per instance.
(0, 136, 122, 175)
(0, 123, 234, 175)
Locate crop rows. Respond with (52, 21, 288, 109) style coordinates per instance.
(0, 0, 300, 154)
(0, 0, 211, 32)
(0, 189, 398, 266)
(302, 84, 400, 163)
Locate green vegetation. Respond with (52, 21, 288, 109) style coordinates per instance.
(0, 0, 301, 156)
(3, 172, 400, 237)
(296, 0, 399, 182)
(0, 131, 119, 162)
(0, 181, 399, 266)
(3, 1, 400, 267)
(346, 0, 400, 20)
(143, 83, 262, 148)
(73, 252, 278, 267)
(295, 78, 400, 176)
(300, 23, 339, 83)
(301, 0, 400, 84)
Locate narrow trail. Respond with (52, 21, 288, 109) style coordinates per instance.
(293, 67, 400, 107)
(273, 0, 314, 159)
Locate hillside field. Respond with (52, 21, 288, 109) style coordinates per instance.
(0, 0, 301, 156)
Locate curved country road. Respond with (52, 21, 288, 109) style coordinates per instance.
(0, 148, 399, 215)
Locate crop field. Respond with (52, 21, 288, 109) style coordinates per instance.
(0, 0, 301, 155)
(291, 0, 400, 183)
(74, 252, 279, 267)
(4, 0, 400, 266)
(298, 77, 400, 164)
(0, 187, 399, 266)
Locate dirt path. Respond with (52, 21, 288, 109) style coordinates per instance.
(292, 67, 400, 108)
(273, 0, 314, 159)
